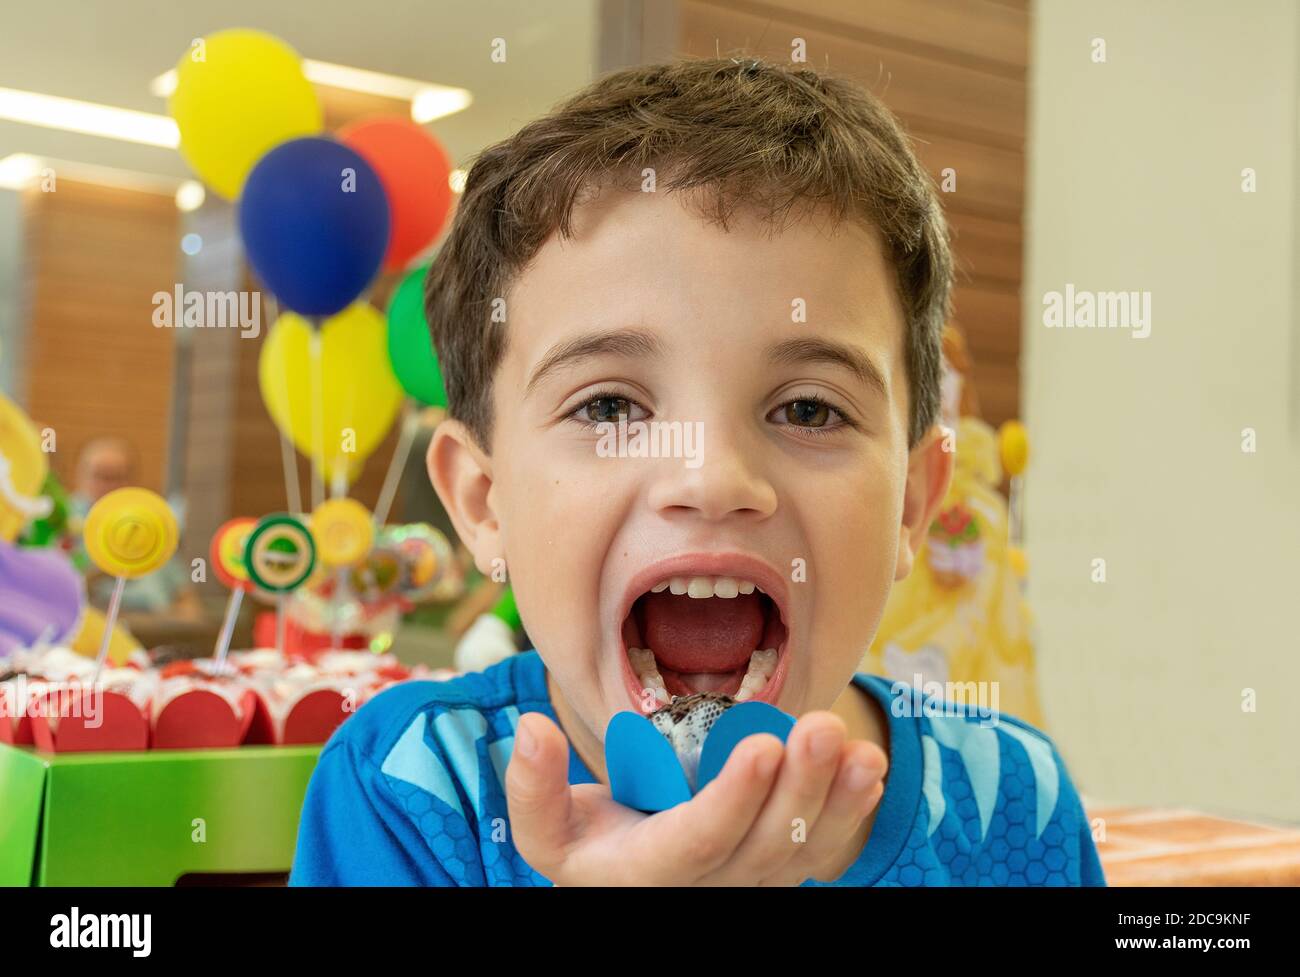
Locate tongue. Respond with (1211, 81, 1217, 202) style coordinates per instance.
(638, 591, 764, 673)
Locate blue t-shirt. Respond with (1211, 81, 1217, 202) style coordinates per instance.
(290, 650, 1106, 886)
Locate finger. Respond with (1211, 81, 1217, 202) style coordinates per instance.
(701, 712, 846, 883)
(636, 732, 785, 884)
(505, 711, 579, 876)
(771, 739, 887, 885)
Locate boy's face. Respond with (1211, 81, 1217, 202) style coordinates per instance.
(432, 187, 949, 744)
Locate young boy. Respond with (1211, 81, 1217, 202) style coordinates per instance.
(291, 57, 1105, 887)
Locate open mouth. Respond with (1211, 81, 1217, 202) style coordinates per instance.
(619, 560, 790, 712)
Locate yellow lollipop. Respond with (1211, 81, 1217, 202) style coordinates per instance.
(310, 498, 374, 569)
(998, 421, 1030, 478)
(311, 498, 374, 650)
(83, 488, 178, 679)
(84, 488, 179, 578)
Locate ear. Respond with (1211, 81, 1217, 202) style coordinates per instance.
(895, 423, 955, 582)
(427, 419, 502, 576)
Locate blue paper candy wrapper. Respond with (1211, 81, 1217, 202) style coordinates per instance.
(605, 692, 796, 813)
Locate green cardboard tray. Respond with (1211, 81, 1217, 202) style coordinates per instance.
(0, 742, 320, 886)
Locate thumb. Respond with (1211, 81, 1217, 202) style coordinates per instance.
(505, 712, 575, 871)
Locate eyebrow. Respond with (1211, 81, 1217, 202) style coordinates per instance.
(767, 337, 890, 401)
(524, 328, 889, 402)
(525, 327, 664, 396)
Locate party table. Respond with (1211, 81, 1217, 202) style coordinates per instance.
(1091, 804, 1300, 886)
(0, 742, 319, 886)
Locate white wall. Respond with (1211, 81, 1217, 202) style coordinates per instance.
(1026, 0, 1300, 822)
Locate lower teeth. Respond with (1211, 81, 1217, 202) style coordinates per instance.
(627, 648, 671, 706)
(628, 647, 777, 706)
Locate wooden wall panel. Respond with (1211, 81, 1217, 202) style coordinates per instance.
(22, 180, 178, 492)
(948, 211, 1023, 289)
(678, 0, 1028, 426)
(174, 199, 243, 578)
(682, 3, 1024, 147)
(748, 0, 1029, 72)
(908, 130, 1023, 220)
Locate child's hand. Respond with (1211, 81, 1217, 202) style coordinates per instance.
(505, 710, 887, 886)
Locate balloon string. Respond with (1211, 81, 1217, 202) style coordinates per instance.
(276, 593, 287, 656)
(332, 568, 348, 649)
(92, 576, 126, 687)
(279, 425, 303, 515)
(267, 293, 302, 515)
(31, 624, 55, 656)
(212, 587, 244, 671)
(373, 400, 417, 528)
(309, 322, 325, 512)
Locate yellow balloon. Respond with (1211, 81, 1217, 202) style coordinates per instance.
(0, 392, 50, 543)
(259, 304, 404, 481)
(169, 29, 322, 200)
(345, 454, 366, 485)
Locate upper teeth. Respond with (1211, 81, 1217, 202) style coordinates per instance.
(651, 576, 760, 598)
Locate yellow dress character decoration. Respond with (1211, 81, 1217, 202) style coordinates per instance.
(863, 327, 1045, 728)
(0, 392, 51, 543)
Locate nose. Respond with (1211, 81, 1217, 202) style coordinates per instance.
(645, 425, 777, 523)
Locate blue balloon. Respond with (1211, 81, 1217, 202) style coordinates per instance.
(238, 137, 390, 318)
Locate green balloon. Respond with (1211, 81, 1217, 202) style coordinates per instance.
(490, 585, 520, 631)
(386, 263, 448, 407)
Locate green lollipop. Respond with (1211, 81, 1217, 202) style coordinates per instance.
(244, 513, 316, 655)
(244, 513, 317, 592)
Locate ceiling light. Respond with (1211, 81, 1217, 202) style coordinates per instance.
(175, 179, 205, 212)
(0, 153, 184, 195)
(151, 61, 472, 123)
(411, 86, 473, 124)
(0, 153, 43, 190)
(0, 87, 177, 147)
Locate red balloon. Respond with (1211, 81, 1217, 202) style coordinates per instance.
(339, 117, 453, 271)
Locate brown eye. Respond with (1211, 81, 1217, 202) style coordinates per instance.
(585, 396, 633, 423)
(784, 399, 830, 427)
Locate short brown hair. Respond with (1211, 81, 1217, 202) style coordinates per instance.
(425, 57, 951, 448)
